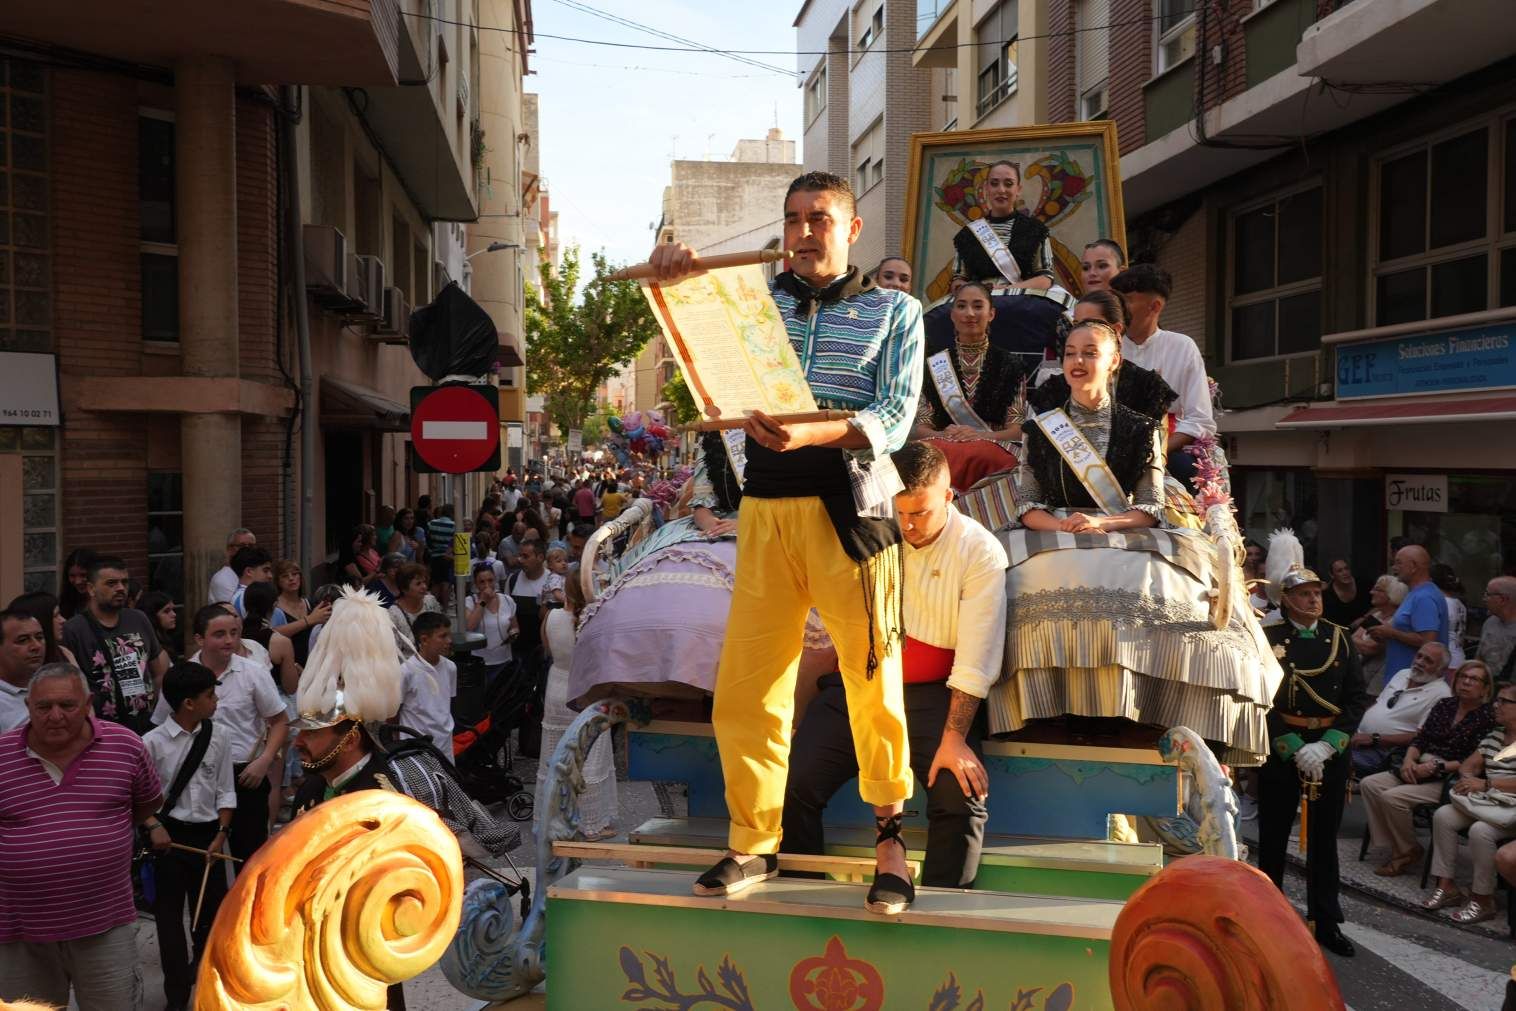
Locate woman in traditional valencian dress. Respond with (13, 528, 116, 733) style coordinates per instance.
(567, 431, 742, 710)
(986, 319, 1277, 765)
(912, 282, 1030, 490)
(952, 161, 1055, 292)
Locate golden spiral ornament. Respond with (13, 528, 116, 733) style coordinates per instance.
(194, 791, 463, 1010)
(1109, 856, 1345, 1011)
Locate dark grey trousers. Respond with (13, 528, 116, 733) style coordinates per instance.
(781, 675, 989, 887)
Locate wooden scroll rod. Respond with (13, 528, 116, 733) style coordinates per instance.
(603, 248, 794, 283)
(679, 409, 857, 433)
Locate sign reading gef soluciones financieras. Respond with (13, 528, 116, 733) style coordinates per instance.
(1335, 320, 1516, 399)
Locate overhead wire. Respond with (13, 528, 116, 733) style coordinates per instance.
(544, 0, 795, 77)
(402, 8, 1170, 59)
(533, 54, 778, 79)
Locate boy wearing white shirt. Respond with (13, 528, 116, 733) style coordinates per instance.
(1110, 264, 1216, 487)
(142, 661, 236, 1011)
(397, 611, 458, 762)
(151, 606, 287, 865)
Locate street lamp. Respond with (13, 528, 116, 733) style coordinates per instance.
(466, 241, 522, 261)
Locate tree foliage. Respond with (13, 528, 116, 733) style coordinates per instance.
(525, 246, 659, 434)
(659, 372, 699, 426)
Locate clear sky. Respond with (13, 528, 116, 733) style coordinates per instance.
(528, 0, 805, 270)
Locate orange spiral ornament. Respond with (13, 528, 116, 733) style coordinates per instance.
(1109, 856, 1345, 1011)
(194, 791, 463, 1010)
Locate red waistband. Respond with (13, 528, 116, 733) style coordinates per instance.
(903, 635, 955, 684)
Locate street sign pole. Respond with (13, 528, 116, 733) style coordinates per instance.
(410, 383, 501, 653)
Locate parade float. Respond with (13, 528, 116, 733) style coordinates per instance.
(428, 122, 1343, 1011)
(176, 124, 1345, 1011)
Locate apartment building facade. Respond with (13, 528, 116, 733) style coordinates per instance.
(0, 0, 530, 609)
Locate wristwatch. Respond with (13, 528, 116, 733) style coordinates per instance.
(1371, 732, 1381, 747)
(1435, 760, 1447, 776)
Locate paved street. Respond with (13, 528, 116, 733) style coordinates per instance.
(1280, 867, 1512, 1011)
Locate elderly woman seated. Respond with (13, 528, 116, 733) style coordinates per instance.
(1359, 659, 1495, 877)
(1350, 573, 1410, 694)
(1423, 675, 1516, 923)
(1348, 641, 1454, 777)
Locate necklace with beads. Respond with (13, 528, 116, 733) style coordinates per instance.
(956, 341, 988, 400)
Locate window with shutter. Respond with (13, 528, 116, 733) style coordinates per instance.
(1076, 0, 1110, 120)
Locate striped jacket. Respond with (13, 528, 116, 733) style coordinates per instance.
(769, 270, 923, 461)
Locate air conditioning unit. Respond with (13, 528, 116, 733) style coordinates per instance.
(303, 225, 347, 298)
(358, 256, 386, 311)
(345, 252, 367, 311)
(372, 286, 410, 341)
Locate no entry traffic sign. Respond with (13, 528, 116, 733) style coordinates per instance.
(410, 384, 501, 473)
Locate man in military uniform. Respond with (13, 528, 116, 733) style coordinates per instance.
(288, 588, 521, 1009)
(1257, 553, 1370, 958)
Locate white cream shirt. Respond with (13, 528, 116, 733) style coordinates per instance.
(902, 507, 1009, 699)
(1121, 328, 1217, 442)
(149, 653, 285, 763)
(398, 653, 457, 762)
(0, 680, 28, 733)
(142, 717, 237, 823)
(1358, 667, 1453, 738)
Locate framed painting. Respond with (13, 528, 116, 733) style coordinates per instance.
(901, 122, 1126, 304)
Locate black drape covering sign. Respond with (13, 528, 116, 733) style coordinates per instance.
(408, 280, 499, 381)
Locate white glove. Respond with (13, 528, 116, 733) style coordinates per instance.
(1293, 741, 1334, 783)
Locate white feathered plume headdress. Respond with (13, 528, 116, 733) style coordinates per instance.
(1265, 527, 1320, 605)
(293, 587, 404, 730)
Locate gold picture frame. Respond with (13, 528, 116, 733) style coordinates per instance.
(901, 121, 1126, 304)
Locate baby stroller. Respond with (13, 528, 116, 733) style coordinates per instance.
(451, 653, 542, 822)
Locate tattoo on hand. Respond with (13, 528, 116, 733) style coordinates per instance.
(944, 689, 980, 735)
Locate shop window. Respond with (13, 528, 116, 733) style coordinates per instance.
(1156, 0, 1196, 74)
(1233, 467, 1319, 565)
(976, 0, 1018, 119)
(1372, 114, 1516, 326)
(1388, 474, 1516, 634)
(147, 470, 184, 603)
(1227, 184, 1323, 361)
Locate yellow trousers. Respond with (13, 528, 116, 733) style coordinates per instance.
(713, 496, 912, 854)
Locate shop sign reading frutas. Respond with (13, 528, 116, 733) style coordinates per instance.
(1384, 473, 1448, 513)
(1335, 321, 1516, 399)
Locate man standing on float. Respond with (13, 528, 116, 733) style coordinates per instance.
(649, 171, 924, 914)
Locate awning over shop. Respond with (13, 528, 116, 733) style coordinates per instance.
(1276, 394, 1516, 429)
(496, 339, 524, 368)
(321, 376, 409, 431)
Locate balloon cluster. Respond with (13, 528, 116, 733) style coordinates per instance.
(605, 409, 673, 460)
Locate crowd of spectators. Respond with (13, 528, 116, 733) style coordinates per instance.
(0, 464, 652, 1009)
(1239, 530, 1516, 930)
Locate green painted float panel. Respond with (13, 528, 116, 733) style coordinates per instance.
(547, 866, 1113, 1010)
(975, 864, 1139, 901)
